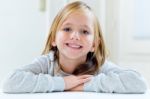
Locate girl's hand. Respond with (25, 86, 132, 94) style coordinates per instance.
(69, 84, 84, 91)
(63, 75, 92, 90)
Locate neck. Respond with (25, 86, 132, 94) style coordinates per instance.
(58, 54, 86, 74)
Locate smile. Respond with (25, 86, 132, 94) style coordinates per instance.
(66, 43, 83, 49)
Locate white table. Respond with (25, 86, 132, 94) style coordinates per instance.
(0, 90, 150, 99)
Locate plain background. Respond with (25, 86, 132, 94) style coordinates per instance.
(0, 0, 150, 88)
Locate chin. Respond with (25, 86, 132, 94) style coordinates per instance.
(64, 53, 86, 60)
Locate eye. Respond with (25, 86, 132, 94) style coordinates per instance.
(63, 27, 72, 32)
(82, 30, 90, 35)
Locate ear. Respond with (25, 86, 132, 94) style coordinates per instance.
(90, 42, 95, 52)
(51, 41, 56, 47)
(90, 47, 95, 52)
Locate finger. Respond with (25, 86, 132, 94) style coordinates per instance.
(78, 77, 92, 84)
(78, 75, 93, 79)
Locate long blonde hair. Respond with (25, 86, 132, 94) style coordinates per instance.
(42, 1, 106, 75)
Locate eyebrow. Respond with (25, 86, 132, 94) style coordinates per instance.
(62, 22, 90, 29)
(62, 23, 72, 26)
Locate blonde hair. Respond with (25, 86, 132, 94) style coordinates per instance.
(42, 1, 106, 75)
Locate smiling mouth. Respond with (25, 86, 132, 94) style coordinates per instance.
(66, 43, 83, 49)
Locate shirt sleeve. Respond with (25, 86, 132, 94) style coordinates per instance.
(2, 55, 65, 93)
(84, 61, 148, 93)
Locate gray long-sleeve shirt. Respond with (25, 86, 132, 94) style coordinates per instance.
(2, 51, 148, 93)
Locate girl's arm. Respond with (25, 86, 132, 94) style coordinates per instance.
(83, 61, 148, 93)
(2, 55, 65, 93)
(69, 84, 84, 91)
(64, 75, 91, 91)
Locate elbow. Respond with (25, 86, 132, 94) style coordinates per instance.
(2, 79, 13, 93)
(122, 71, 148, 93)
(133, 78, 148, 93)
(2, 77, 16, 93)
(2, 70, 23, 93)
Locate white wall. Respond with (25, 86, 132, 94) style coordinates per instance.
(104, 0, 150, 87)
(118, 0, 150, 87)
(0, 0, 46, 88)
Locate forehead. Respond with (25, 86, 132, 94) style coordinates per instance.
(62, 11, 94, 28)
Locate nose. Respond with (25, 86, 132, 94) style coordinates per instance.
(70, 31, 80, 40)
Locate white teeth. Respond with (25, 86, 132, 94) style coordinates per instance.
(67, 43, 81, 48)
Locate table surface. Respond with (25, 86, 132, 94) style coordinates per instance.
(0, 89, 150, 99)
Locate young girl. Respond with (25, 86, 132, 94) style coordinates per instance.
(3, 1, 147, 93)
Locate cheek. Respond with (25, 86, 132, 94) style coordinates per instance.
(84, 36, 94, 47)
(55, 32, 65, 43)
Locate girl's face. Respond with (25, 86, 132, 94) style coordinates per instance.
(53, 11, 95, 60)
